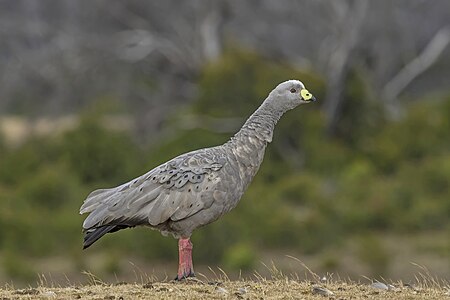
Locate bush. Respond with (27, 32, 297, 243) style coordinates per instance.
(223, 243, 256, 271)
(61, 112, 141, 185)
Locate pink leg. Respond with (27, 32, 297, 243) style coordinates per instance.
(177, 238, 195, 280)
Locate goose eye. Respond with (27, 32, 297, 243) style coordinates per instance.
(290, 88, 297, 93)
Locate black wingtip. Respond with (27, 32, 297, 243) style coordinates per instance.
(82, 225, 116, 249)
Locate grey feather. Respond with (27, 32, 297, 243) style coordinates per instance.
(80, 80, 315, 247)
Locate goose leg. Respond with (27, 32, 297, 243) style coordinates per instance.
(176, 238, 195, 280)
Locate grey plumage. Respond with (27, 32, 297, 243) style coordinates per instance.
(80, 80, 316, 249)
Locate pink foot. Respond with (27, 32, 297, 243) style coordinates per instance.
(176, 238, 195, 280)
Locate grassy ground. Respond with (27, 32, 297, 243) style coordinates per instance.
(1, 277, 448, 299)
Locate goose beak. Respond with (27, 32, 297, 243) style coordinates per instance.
(300, 89, 316, 102)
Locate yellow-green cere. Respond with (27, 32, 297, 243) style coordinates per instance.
(301, 89, 312, 101)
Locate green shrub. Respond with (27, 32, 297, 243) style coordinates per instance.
(2, 250, 36, 281)
(61, 113, 140, 185)
(0, 139, 46, 185)
(357, 234, 390, 277)
(18, 164, 81, 210)
(223, 243, 256, 271)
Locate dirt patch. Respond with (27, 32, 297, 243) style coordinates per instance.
(0, 279, 448, 299)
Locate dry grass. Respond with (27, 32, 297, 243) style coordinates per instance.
(1, 267, 448, 300)
(0, 279, 448, 300)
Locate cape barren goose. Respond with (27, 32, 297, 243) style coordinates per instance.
(80, 80, 316, 280)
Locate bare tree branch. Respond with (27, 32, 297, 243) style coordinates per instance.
(382, 26, 450, 114)
(199, 2, 224, 62)
(321, 0, 369, 135)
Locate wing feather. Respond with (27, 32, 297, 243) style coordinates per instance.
(80, 148, 225, 237)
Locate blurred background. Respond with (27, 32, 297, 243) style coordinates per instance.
(0, 0, 449, 286)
